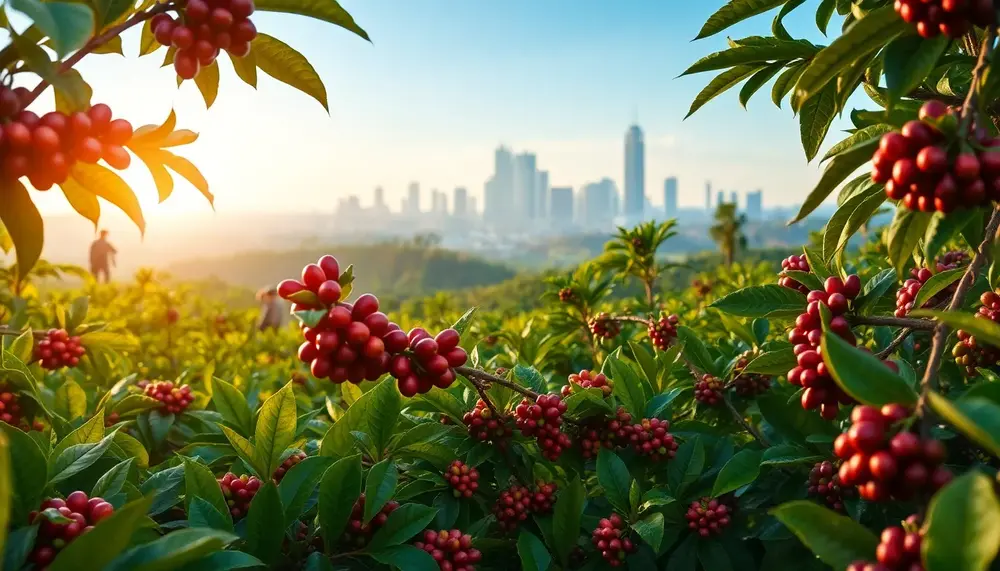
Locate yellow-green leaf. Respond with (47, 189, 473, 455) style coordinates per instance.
(252, 33, 328, 111)
(68, 163, 145, 235)
(253, 382, 297, 478)
(0, 179, 43, 280)
(228, 49, 257, 88)
(135, 151, 174, 203)
(254, 0, 368, 41)
(60, 178, 101, 228)
(158, 150, 213, 206)
(194, 59, 219, 108)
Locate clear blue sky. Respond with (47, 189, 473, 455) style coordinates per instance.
(30, 0, 856, 220)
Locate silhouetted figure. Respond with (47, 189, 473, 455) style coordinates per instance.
(89, 230, 117, 283)
(256, 287, 284, 332)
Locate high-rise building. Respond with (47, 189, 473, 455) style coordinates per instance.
(664, 177, 678, 219)
(705, 182, 712, 211)
(407, 182, 421, 214)
(374, 186, 385, 210)
(430, 190, 447, 215)
(514, 152, 538, 220)
(485, 146, 515, 220)
(469, 197, 478, 216)
(746, 190, 763, 219)
(730, 191, 738, 208)
(537, 170, 550, 219)
(716, 191, 724, 208)
(550, 186, 574, 228)
(624, 124, 645, 223)
(581, 179, 617, 229)
(453, 187, 468, 217)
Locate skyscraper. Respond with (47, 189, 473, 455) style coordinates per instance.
(550, 186, 574, 228)
(746, 190, 763, 219)
(407, 182, 421, 214)
(664, 177, 678, 219)
(730, 191, 738, 208)
(374, 186, 385, 210)
(581, 179, 617, 229)
(537, 170, 550, 219)
(514, 152, 538, 220)
(485, 146, 515, 220)
(716, 191, 724, 208)
(453, 187, 468, 217)
(624, 124, 645, 223)
(705, 181, 712, 211)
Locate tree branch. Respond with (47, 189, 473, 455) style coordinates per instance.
(0, 326, 44, 339)
(607, 315, 651, 326)
(456, 366, 540, 401)
(876, 328, 914, 360)
(848, 315, 935, 331)
(682, 355, 769, 446)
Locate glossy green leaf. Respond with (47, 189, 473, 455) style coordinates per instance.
(193, 60, 220, 108)
(8, 0, 94, 57)
(911, 268, 964, 311)
(816, 0, 836, 33)
(105, 528, 237, 571)
(49, 430, 118, 484)
(251, 34, 328, 111)
(684, 41, 818, 76)
(924, 209, 976, 262)
(677, 326, 717, 376)
(0, 179, 43, 280)
(245, 481, 283, 564)
(710, 285, 807, 318)
(278, 455, 332, 524)
(668, 436, 705, 496)
(221, 426, 257, 476)
(552, 475, 585, 567)
(887, 207, 932, 275)
(823, 183, 883, 261)
(517, 530, 551, 571)
(771, 500, 878, 568)
(608, 353, 651, 418)
(318, 454, 362, 549)
(712, 449, 763, 496)
(884, 34, 949, 104)
(695, 0, 786, 39)
(597, 448, 632, 515)
(54, 379, 87, 420)
(822, 124, 894, 163)
(822, 330, 918, 406)
(0, 431, 10, 561)
(772, 61, 805, 107)
(141, 464, 185, 515)
(923, 471, 1000, 571)
(228, 50, 258, 87)
(172, 550, 262, 571)
(367, 504, 438, 551)
(209, 377, 254, 436)
(48, 497, 152, 571)
(363, 459, 398, 524)
(632, 512, 665, 552)
(799, 82, 837, 161)
(253, 381, 297, 479)
(912, 309, 1000, 348)
(685, 65, 761, 118)
(91, 457, 133, 499)
(927, 394, 1000, 459)
(740, 62, 784, 108)
(254, 0, 368, 40)
(790, 139, 879, 224)
(744, 348, 796, 374)
(3, 424, 46, 520)
(370, 545, 439, 571)
(320, 377, 399, 458)
(183, 458, 232, 529)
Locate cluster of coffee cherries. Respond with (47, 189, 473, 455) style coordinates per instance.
(694, 374, 724, 406)
(591, 513, 636, 567)
(589, 312, 620, 339)
(389, 327, 468, 397)
(685, 497, 732, 538)
(730, 352, 772, 398)
(895, 0, 995, 38)
(150, 0, 258, 80)
(218, 473, 261, 519)
(625, 417, 678, 461)
(462, 399, 513, 446)
(558, 287, 576, 303)
(952, 289, 1000, 375)
(342, 494, 400, 548)
(647, 314, 679, 351)
(561, 369, 613, 397)
(578, 407, 633, 459)
(493, 481, 557, 533)
(787, 275, 862, 419)
(104, 411, 120, 427)
(515, 394, 572, 460)
(139, 380, 194, 414)
(692, 278, 712, 297)
(835, 405, 951, 501)
(778, 254, 811, 294)
(848, 516, 924, 571)
(874, 100, 1000, 212)
(894, 251, 968, 317)
(29, 493, 114, 567)
(807, 461, 852, 512)
(0, 90, 133, 188)
(273, 451, 306, 483)
(35, 329, 85, 370)
(0, 383, 25, 428)
(444, 460, 479, 499)
(413, 529, 482, 571)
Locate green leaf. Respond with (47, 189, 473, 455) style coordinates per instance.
(712, 449, 763, 496)
(52, 68, 93, 113)
(2, 425, 46, 520)
(513, 530, 550, 571)
(3, 526, 38, 571)
(854, 268, 898, 316)
(927, 395, 1000, 459)
(816, 0, 836, 33)
(193, 60, 219, 107)
(7, 329, 33, 364)
(318, 454, 362, 550)
(823, 124, 895, 163)
(320, 377, 400, 458)
(760, 445, 824, 466)
(686, 65, 761, 118)
(48, 496, 153, 571)
(739, 62, 784, 108)
(552, 475, 585, 567)
(924, 209, 976, 262)
(363, 459, 398, 524)
(744, 348, 797, 375)
(221, 426, 256, 476)
(92, 457, 133, 499)
(451, 306, 478, 335)
(923, 471, 1000, 571)
(771, 500, 878, 569)
(911, 310, 1000, 348)
(0, 431, 10, 561)
(710, 285, 807, 318)
(758, 391, 838, 444)
(93, 0, 131, 30)
(8, 0, 94, 57)
(370, 545, 439, 571)
(254, 0, 369, 40)
(772, 61, 806, 107)
(887, 206, 932, 275)
(141, 464, 185, 515)
(367, 504, 438, 551)
(824, 182, 885, 260)
(183, 458, 232, 529)
(884, 34, 949, 104)
(677, 326, 718, 376)
(790, 140, 879, 224)
(684, 41, 818, 76)
(911, 268, 964, 311)
(54, 379, 87, 420)
(278, 455, 332, 523)
(66, 296, 89, 332)
(69, 162, 145, 235)
(793, 6, 906, 108)
(228, 50, 258, 87)
(49, 430, 118, 484)
(695, 0, 788, 40)
(0, 179, 43, 280)
(799, 82, 838, 161)
(772, 0, 807, 40)
(822, 331, 918, 406)
(251, 34, 328, 111)
(245, 481, 283, 564)
(632, 512, 665, 551)
(209, 377, 254, 436)
(803, 246, 833, 280)
(253, 381, 297, 479)
(173, 550, 262, 571)
(668, 436, 705, 496)
(608, 354, 651, 418)
(597, 448, 632, 515)
(105, 528, 238, 571)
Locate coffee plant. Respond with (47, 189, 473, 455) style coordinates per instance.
(5, 0, 1000, 570)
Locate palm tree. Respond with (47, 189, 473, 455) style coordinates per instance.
(594, 220, 678, 307)
(710, 203, 747, 267)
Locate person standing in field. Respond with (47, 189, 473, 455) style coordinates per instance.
(89, 230, 117, 283)
(257, 286, 284, 332)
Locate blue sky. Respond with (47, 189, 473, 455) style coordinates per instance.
(30, 0, 858, 221)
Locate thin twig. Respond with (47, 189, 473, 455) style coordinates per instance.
(0, 326, 44, 339)
(456, 366, 540, 400)
(682, 356, 768, 446)
(25, 2, 176, 106)
(876, 328, 914, 360)
(608, 315, 652, 326)
(848, 315, 935, 331)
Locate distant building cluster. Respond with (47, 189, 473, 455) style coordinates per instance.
(334, 122, 768, 235)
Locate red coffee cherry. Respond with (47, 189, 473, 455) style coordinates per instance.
(557, 287, 576, 303)
(591, 513, 636, 567)
(807, 460, 854, 512)
(589, 312, 620, 339)
(685, 497, 733, 537)
(273, 451, 306, 483)
(647, 313, 679, 351)
(493, 484, 532, 532)
(28, 493, 114, 563)
(896, 251, 968, 317)
(778, 254, 811, 294)
(462, 399, 513, 446)
(694, 374, 724, 406)
(895, 0, 995, 38)
(444, 460, 479, 499)
(413, 529, 481, 571)
(34, 328, 85, 370)
(624, 417, 678, 461)
(142, 380, 194, 414)
(514, 394, 572, 461)
(219, 473, 261, 520)
(730, 351, 771, 398)
(849, 515, 925, 571)
(953, 287, 1000, 375)
(342, 493, 400, 548)
(577, 407, 633, 459)
(562, 369, 613, 397)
